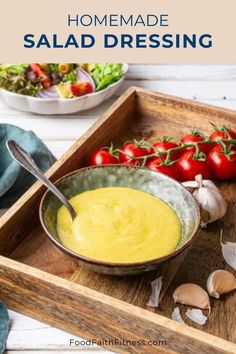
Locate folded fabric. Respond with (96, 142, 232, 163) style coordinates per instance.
(0, 124, 56, 208)
(0, 302, 9, 354)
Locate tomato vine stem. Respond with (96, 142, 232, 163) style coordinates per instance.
(126, 138, 236, 163)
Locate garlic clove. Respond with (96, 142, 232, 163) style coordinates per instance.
(186, 309, 208, 325)
(206, 270, 236, 299)
(173, 283, 211, 313)
(182, 181, 199, 189)
(172, 307, 185, 324)
(147, 276, 163, 308)
(221, 241, 236, 271)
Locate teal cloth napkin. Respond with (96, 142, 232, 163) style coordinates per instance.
(0, 124, 56, 208)
(0, 302, 9, 354)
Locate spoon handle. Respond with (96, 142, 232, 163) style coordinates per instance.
(6, 140, 76, 220)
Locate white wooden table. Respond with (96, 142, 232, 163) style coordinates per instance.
(1, 64, 236, 353)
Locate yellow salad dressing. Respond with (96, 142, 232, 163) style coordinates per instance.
(56, 187, 181, 263)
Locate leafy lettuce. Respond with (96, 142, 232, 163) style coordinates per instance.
(91, 64, 123, 91)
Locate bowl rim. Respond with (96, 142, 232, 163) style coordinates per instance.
(39, 164, 201, 269)
(0, 64, 129, 102)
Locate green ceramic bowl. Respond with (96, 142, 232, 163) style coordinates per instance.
(39, 165, 200, 275)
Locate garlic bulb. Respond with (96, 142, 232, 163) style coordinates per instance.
(182, 174, 227, 228)
(173, 283, 211, 313)
(207, 270, 236, 298)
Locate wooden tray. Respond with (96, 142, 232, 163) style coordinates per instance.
(0, 87, 235, 354)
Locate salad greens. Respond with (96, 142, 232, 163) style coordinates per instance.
(91, 64, 123, 91)
(0, 63, 124, 98)
(0, 64, 43, 96)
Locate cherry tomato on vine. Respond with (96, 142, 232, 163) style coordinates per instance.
(207, 146, 236, 181)
(227, 128, 236, 139)
(89, 149, 119, 166)
(209, 130, 228, 141)
(209, 126, 236, 141)
(119, 142, 149, 165)
(208, 124, 236, 151)
(150, 138, 181, 161)
(146, 158, 180, 181)
(181, 132, 210, 154)
(177, 151, 212, 181)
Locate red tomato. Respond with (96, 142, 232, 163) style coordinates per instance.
(209, 130, 228, 141)
(89, 149, 119, 166)
(181, 132, 210, 154)
(177, 152, 212, 181)
(71, 82, 93, 97)
(209, 127, 236, 141)
(146, 158, 180, 181)
(208, 125, 236, 150)
(207, 146, 236, 181)
(150, 141, 181, 161)
(227, 128, 236, 140)
(119, 142, 149, 165)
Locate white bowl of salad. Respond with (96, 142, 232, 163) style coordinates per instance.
(0, 63, 128, 115)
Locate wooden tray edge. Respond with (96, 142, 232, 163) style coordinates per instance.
(134, 86, 236, 116)
(0, 255, 235, 354)
(1, 87, 236, 353)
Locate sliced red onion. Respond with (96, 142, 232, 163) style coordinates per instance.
(77, 68, 95, 92)
(37, 86, 60, 99)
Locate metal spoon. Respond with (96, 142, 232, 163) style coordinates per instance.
(6, 140, 77, 220)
